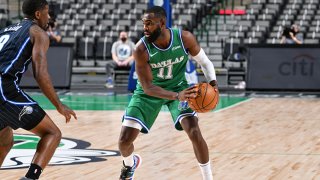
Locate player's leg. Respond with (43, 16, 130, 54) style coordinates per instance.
(180, 116, 209, 163)
(180, 116, 213, 180)
(0, 90, 62, 179)
(119, 95, 162, 158)
(168, 98, 213, 180)
(119, 95, 162, 179)
(167, 99, 209, 162)
(119, 126, 140, 157)
(22, 115, 61, 179)
(29, 115, 62, 168)
(118, 122, 142, 180)
(0, 126, 14, 166)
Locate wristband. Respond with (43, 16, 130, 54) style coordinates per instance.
(209, 80, 217, 87)
(175, 92, 179, 100)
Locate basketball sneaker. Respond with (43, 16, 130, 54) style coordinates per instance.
(119, 154, 142, 180)
(104, 77, 114, 88)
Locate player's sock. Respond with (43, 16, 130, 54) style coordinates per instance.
(198, 161, 213, 180)
(25, 163, 43, 179)
(123, 153, 134, 167)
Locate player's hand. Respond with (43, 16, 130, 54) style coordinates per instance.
(178, 85, 199, 101)
(209, 80, 219, 92)
(57, 104, 77, 123)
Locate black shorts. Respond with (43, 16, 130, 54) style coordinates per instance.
(0, 76, 47, 131)
(0, 97, 46, 131)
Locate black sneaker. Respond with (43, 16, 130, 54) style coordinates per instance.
(119, 154, 142, 180)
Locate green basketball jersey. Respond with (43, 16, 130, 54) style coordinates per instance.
(135, 28, 189, 94)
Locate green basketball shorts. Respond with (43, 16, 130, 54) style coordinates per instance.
(123, 93, 197, 133)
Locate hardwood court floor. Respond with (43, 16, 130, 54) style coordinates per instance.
(1, 97, 320, 180)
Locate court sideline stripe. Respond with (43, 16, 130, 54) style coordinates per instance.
(214, 98, 252, 113)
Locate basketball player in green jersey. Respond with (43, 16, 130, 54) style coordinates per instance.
(118, 6, 218, 180)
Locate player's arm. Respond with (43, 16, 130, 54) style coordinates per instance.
(134, 41, 197, 101)
(29, 25, 77, 122)
(181, 30, 218, 88)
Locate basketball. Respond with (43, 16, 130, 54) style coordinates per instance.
(188, 83, 219, 113)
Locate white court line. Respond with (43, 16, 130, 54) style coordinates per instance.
(13, 140, 34, 147)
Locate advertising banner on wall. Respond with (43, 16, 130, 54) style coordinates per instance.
(20, 44, 73, 89)
(247, 45, 320, 90)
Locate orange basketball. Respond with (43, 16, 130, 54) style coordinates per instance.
(188, 83, 219, 113)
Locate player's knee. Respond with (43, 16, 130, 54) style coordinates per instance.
(187, 127, 202, 142)
(53, 129, 62, 142)
(118, 136, 131, 148)
(46, 129, 62, 143)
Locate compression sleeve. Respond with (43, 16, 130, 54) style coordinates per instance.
(192, 48, 216, 82)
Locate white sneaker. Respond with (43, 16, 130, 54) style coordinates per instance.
(119, 154, 142, 180)
(104, 82, 114, 88)
(105, 77, 114, 88)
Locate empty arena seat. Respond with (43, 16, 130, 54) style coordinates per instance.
(304, 39, 319, 44)
(223, 40, 241, 59)
(244, 38, 260, 44)
(0, 18, 8, 29)
(266, 38, 281, 44)
(95, 37, 112, 61)
(78, 37, 95, 60)
(230, 31, 245, 38)
(247, 31, 264, 38)
(223, 44, 248, 85)
(306, 32, 320, 38)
